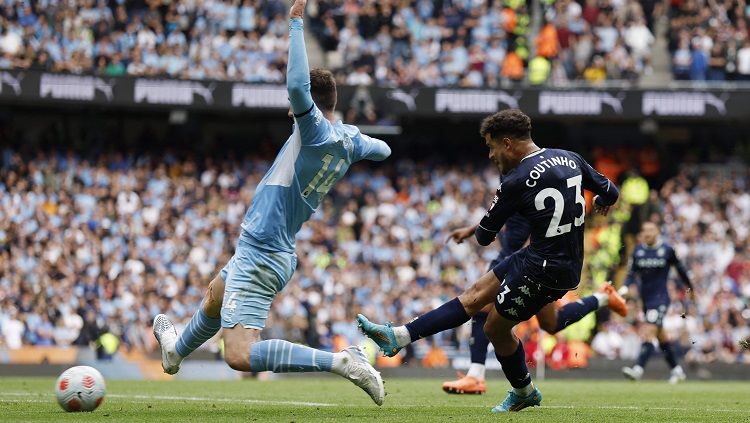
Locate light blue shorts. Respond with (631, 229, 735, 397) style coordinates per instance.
(220, 237, 297, 330)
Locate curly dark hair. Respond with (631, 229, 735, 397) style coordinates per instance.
(310, 68, 337, 112)
(479, 109, 532, 141)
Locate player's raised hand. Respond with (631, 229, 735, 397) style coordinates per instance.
(592, 195, 610, 216)
(446, 225, 477, 244)
(289, 0, 307, 19)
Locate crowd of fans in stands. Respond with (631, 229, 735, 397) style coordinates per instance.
(1, 147, 749, 365)
(310, 0, 656, 86)
(0, 0, 657, 86)
(669, 0, 750, 81)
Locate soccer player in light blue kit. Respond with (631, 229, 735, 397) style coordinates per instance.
(152, 0, 389, 405)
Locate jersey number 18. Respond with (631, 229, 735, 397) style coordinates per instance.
(534, 175, 585, 237)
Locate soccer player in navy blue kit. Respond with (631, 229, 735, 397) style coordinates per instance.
(358, 109, 620, 412)
(441, 213, 626, 395)
(621, 221, 694, 383)
(152, 0, 389, 405)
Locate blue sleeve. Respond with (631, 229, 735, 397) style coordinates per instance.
(354, 133, 391, 162)
(287, 18, 313, 116)
(624, 255, 638, 287)
(572, 152, 619, 207)
(668, 247, 693, 289)
(476, 183, 518, 246)
(288, 18, 330, 146)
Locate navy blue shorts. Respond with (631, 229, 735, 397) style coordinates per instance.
(643, 303, 669, 327)
(491, 250, 568, 322)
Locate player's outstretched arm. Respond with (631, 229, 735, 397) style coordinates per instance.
(475, 187, 517, 246)
(287, 0, 312, 116)
(669, 249, 695, 300)
(619, 257, 639, 296)
(446, 225, 477, 244)
(574, 153, 619, 215)
(354, 133, 391, 162)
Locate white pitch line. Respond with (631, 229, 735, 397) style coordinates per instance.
(108, 394, 335, 407)
(0, 392, 334, 407)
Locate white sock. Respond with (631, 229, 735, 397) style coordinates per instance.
(393, 325, 412, 348)
(330, 352, 347, 376)
(593, 292, 609, 308)
(513, 381, 535, 397)
(466, 363, 486, 380)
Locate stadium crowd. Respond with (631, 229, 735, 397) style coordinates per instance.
(310, 0, 656, 86)
(0, 0, 656, 86)
(669, 0, 750, 81)
(1, 147, 749, 366)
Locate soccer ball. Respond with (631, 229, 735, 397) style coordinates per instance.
(55, 366, 106, 412)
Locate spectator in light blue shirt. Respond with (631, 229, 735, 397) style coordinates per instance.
(17, 5, 37, 27)
(223, 1, 238, 31)
(239, 0, 256, 32)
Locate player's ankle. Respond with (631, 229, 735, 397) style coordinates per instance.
(330, 352, 347, 376)
(593, 292, 609, 308)
(513, 381, 535, 397)
(393, 326, 412, 348)
(466, 363, 486, 380)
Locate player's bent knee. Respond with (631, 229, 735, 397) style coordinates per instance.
(222, 326, 262, 372)
(223, 342, 251, 372)
(535, 303, 558, 334)
(482, 316, 513, 341)
(644, 324, 659, 339)
(460, 272, 501, 315)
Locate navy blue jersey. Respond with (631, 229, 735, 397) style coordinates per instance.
(490, 175, 533, 269)
(624, 242, 692, 309)
(498, 214, 532, 260)
(489, 214, 532, 270)
(476, 148, 619, 290)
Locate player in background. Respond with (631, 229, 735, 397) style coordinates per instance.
(358, 109, 619, 412)
(442, 213, 627, 395)
(152, 0, 390, 405)
(621, 221, 694, 384)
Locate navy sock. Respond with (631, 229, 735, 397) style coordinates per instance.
(636, 342, 655, 368)
(496, 341, 532, 389)
(469, 312, 490, 364)
(659, 341, 678, 369)
(405, 297, 470, 343)
(554, 296, 599, 333)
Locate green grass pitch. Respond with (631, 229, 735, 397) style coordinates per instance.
(1, 377, 747, 422)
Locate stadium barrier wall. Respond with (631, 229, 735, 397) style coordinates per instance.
(0, 70, 748, 121)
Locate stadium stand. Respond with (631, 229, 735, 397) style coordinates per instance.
(0, 0, 657, 85)
(2, 147, 749, 365)
(668, 0, 750, 81)
(309, 0, 655, 86)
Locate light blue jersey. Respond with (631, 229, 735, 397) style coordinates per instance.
(221, 17, 390, 330)
(239, 17, 390, 254)
(240, 106, 390, 253)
